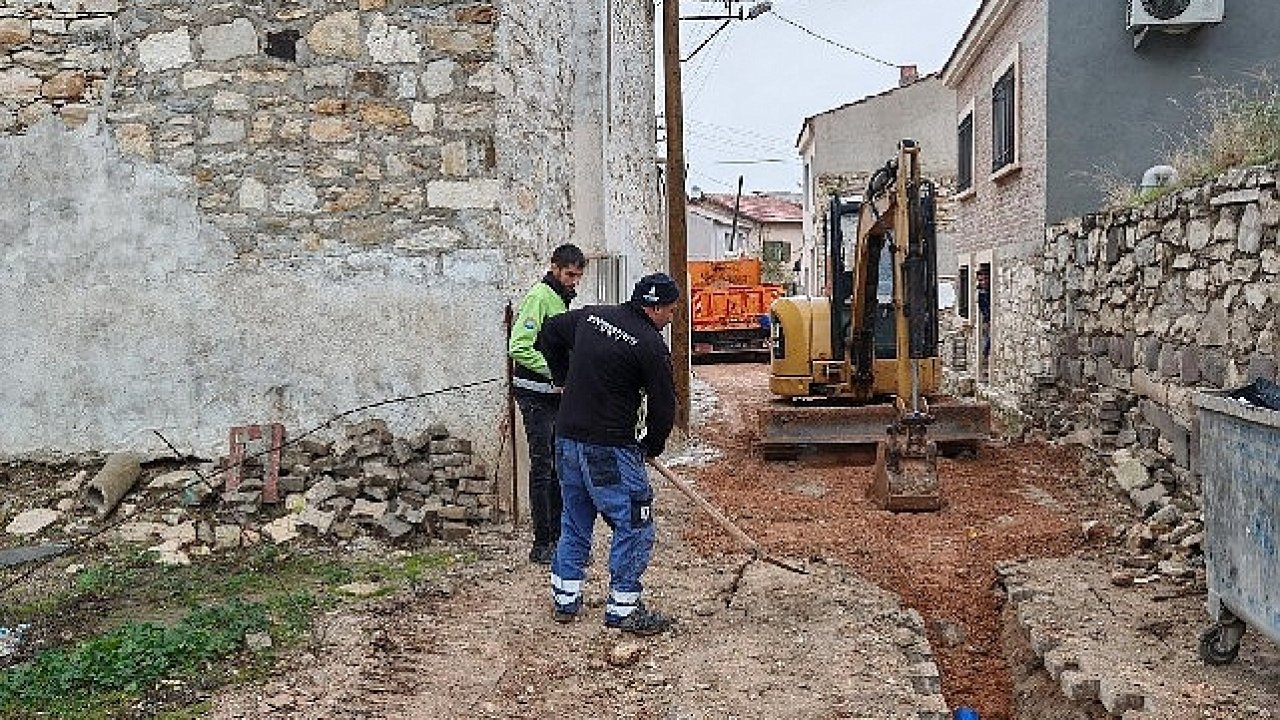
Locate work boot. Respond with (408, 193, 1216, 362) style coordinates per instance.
(528, 544, 555, 565)
(553, 599, 581, 624)
(604, 601, 674, 637)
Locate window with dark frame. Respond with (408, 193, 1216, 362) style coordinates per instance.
(992, 65, 1016, 172)
(957, 112, 974, 193)
(763, 240, 791, 263)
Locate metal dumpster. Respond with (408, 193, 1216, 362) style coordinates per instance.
(1195, 382, 1280, 665)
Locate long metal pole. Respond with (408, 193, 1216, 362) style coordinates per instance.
(503, 301, 519, 524)
(663, 0, 691, 432)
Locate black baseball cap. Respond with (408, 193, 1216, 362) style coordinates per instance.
(631, 273, 681, 306)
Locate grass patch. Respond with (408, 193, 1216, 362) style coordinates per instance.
(0, 544, 461, 720)
(0, 597, 302, 719)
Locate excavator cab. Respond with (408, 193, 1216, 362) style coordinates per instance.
(761, 140, 991, 511)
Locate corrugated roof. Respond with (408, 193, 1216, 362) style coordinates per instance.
(694, 193, 802, 224)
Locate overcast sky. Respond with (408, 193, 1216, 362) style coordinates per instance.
(663, 0, 981, 195)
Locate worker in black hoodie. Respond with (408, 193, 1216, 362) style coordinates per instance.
(535, 273, 679, 636)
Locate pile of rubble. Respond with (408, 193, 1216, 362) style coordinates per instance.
(2, 419, 501, 565)
(1104, 445, 1204, 586)
(272, 418, 497, 542)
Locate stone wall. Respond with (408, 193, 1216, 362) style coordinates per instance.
(996, 166, 1280, 519)
(0, 1, 660, 465)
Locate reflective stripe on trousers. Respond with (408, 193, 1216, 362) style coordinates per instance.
(550, 438, 655, 619)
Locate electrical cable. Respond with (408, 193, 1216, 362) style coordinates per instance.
(767, 11, 898, 68)
(0, 377, 503, 598)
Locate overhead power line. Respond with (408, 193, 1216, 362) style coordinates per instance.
(768, 11, 897, 69)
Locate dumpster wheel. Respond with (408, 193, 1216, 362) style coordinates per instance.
(1198, 623, 1244, 665)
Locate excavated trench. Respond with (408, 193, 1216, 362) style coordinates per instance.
(685, 362, 1133, 720)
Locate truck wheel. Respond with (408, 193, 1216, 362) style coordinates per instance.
(1198, 624, 1242, 665)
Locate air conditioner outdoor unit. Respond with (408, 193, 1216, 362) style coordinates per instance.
(1128, 0, 1224, 31)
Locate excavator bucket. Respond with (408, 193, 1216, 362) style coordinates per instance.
(868, 418, 941, 512)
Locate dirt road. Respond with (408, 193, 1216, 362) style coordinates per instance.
(209, 362, 1280, 719)
(210, 500, 953, 719)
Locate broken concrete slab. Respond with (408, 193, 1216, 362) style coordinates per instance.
(262, 515, 299, 544)
(4, 508, 60, 536)
(0, 543, 67, 567)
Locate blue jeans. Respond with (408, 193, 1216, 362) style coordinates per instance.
(550, 438, 654, 620)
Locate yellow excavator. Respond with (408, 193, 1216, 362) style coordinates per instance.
(761, 140, 990, 511)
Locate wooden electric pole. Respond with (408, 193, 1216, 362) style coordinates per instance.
(663, 0, 691, 432)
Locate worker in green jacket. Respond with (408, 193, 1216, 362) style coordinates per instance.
(509, 244, 587, 564)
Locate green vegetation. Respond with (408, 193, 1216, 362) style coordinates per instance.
(0, 598, 282, 718)
(0, 546, 460, 719)
(1099, 72, 1280, 207)
(1173, 71, 1280, 185)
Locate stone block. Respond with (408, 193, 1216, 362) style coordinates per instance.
(438, 505, 469, 521)
(306, 11, 362, 59)
(367, 14, 421, 63)
(1200, 349, 1229, 388)
(199, 18, 258, 62)
(350, 499, 388, 519)
(376, 512, 414, 540)
(427, 180, 500, 209)
(1096, 356, 1113, 386)
(1098, 679, 1145, 714)
(1157, 343, 1180, 378)
(1239, 204, 1263, 253)
(439, 521, 471, 540)
(138, 28, 193, 72)
(41, 70, 86, 100)
(0, 68, 42, 101)
(1247, 354, 1278, 382)
(1130, 485, 1167, 515)
(352, 69, 388, 96)
(1060, 670, 1100, 702)
(0, 18, 31, 51)
(1179, 347, 1201, 384)
(1141, 336, 1161, 371)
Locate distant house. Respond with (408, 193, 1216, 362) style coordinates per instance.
(687, 192, 803, 286)
(942, 0, 1280, 382)
(796, 70, 958, 297)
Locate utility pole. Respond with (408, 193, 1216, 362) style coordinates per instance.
(663, 0, 691, 433)
(728, 175, 744, 254)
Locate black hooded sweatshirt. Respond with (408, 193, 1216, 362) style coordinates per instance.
(535, 301, 677, 457)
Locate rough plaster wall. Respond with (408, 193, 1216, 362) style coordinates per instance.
(1, 0, 660, 463)
(496, 0, 660, 302)
(0, 120, 505, 459)
(808, 77, 957, 180)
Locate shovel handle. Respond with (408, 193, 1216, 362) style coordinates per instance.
(648, 458, 763, 558)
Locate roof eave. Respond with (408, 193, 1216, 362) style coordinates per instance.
(941, 0, 1016, 87)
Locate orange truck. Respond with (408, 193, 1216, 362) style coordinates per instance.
(689, 258, 784, 362)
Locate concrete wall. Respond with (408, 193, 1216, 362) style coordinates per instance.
(803, 76, 956, 180)
(1045, 0, 1280, 224)
(0, 1, 659, 462)
(797, 77, 958, 298)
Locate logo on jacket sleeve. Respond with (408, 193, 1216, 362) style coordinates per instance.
(524, 319, 536, 330)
